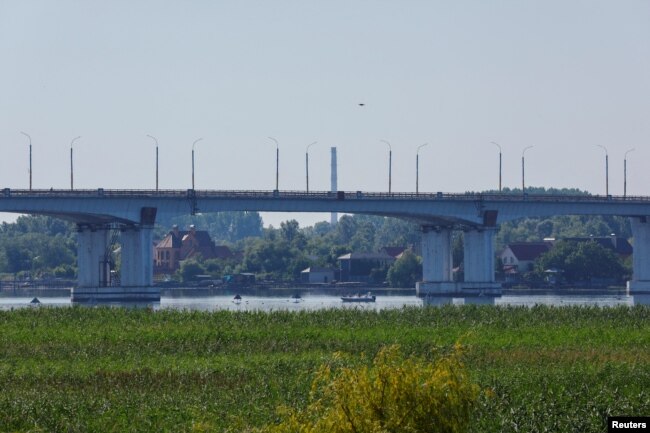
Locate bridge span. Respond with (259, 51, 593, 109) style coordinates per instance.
(3, 188, 650, 301)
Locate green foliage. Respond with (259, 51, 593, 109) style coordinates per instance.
(497, 215, 631, 251)
(241, 237, 308, 280)
(0, 216, 76, 276)
(535, 240, 626, 282)
(159, 211, 264, 243)
(179, 259, 206, 282)
(0, 306, 648, 432)
(262, 344, 478, 433)
(387, 250, 422, 288)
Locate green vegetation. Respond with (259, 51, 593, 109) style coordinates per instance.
(263, 344, 478, 433)
(387, 250, 422, 287)
(0, 216, 76, 279)
(535, 240, 628, 283)
(0, 305, 648, 432)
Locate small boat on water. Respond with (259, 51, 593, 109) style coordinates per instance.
(341, 292, 376, 303)
(29, 297, 41, 305)
(290, 294, 303, 303)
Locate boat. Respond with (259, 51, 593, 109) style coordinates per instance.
(290, 294, 303, 303)
(341, 292, 376, 303)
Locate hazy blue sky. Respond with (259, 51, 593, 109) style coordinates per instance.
(1, 1, 649, 227)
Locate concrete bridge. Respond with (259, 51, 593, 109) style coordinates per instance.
(3, 187, 650, 301)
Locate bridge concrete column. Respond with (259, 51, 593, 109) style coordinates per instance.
(77, 225, 110, 288)
(416, 226, 457, 296)
(627, 217, 650, 294)
(421, 227, 453, 282)
(120, 225, 154, 287)
(463, 228, 496, 283)
(72, 207, 159, 303)
(460, 227, 501, 295)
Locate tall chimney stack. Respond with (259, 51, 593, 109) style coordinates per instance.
(330, 147, 338, 225)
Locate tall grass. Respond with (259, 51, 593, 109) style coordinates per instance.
(0, 305, 648, 432)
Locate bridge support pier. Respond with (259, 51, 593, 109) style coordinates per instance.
(120, 226, 154, 287)
(76, 225, 111, 288)
(72, 207, 159, 303)
(461, 227, 501, 295)
(627, 217, 650, 294)
(416, 226, 501, 297)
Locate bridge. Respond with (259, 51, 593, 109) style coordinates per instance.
(3, 187, 650, 301)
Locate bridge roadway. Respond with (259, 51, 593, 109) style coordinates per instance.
(3, 188, 650, 301)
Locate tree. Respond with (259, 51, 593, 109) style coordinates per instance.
(535, 240, 626, 283)
(387, 250, 422, 288)
(261, 345, 478, 433)
(178, 259, 205, 282)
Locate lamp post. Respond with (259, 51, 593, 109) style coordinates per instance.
(305, 141, 317, 192)
(268, 137, 279, 191)
(147, 135, 159, 191)
(491, 141, 502, 192)
(380, 140, 392, 193)
(595, 145, 609, 196)
(70, 136, 81, 190)
(20, 131, 32, 190)
(191, 138, 203, 190)
(521, 145, 534, 194)
(416, 143, 428, 194)
(624, 148, 635, 198)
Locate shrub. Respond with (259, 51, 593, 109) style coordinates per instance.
(261, 344, 478, 433)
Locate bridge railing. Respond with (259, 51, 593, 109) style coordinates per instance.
(3, 188, 650, 203)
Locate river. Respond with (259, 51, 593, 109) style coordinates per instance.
(1, 291, 649, 311)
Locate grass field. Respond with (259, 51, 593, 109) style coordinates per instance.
(0, 305, 648, 432)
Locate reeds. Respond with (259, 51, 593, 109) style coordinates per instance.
(0, 305, 648, 432)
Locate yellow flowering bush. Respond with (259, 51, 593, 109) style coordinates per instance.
(261, 344, 478, 433)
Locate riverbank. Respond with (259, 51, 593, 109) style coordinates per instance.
(0, 305, 648, 432)
(1, 284, 631, 299)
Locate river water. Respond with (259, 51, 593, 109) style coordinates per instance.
(1, 292, 649, 311)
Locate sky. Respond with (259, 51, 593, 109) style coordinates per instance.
(1, 1, 649, 228)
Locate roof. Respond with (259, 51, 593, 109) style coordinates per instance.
(155, 232, 183, 249)
(338, 252, 396, 261)
(381, 246, 406, 258)
(155, 228, 233, 260)
(504, 242, 552, 261)
(301, 267, 336, 274)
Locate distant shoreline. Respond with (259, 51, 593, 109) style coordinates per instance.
(0, 285, 629, 298)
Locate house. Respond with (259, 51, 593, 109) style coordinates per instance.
(500, 242, 553, 274)
(300, 267, 336, 284)
(338, 252, 396, 282)
(154, 225, 232, 274)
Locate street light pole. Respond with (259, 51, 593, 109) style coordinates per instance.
(521, 145, 534, 194)
(70, 136, 81, 190)
(20, 132, 32, 190)
(305, 141, 317, 192)
(624, 148, 635, 198)
(416, 143, 428, 194)
(147, 135, 159, 191)
(268, 137, 279, 190)
(380, 140, 392, 193)
(595, 145, 609, 196)
(191, 138, 203, 190)
(491, 141, 502, 192)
